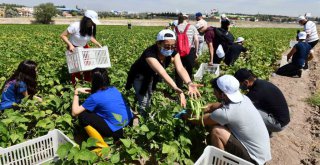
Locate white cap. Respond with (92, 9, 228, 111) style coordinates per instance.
(297, 15, 306, 22)
(217, 75, 243, 103)
(305, 13, 312, 18)
(298, 31, 307, 40)
(156, 29, 176, 41)
(182, 13, 189, 18)
(85, 10, 101, 25)
(236, 37, 245, 43)
(195, 19, 208, 29)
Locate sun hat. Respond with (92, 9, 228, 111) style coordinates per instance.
(298, 31, 307, 40)
(156, 29, 176, 41)
(236, 37, 245, 43)
(195, 19, 208, 29)
(195, 12, 202, 18)
(85, 10, 101, 25)
(216, 75, 244, 103)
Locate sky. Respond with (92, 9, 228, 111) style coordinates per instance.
(1, 0, 320, 17)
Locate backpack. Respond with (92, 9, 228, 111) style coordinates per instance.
(214, 27, 234, 54)
(175, 24, 191, 57)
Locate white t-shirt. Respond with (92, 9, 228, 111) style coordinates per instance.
(304, 21, 319, 43)
(210, 95, 272, 165)
(67, 22, 91, 47)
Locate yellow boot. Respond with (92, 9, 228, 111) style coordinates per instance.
(84, 125, 109, 148)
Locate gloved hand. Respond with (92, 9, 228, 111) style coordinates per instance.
(174, 109, 188, 119)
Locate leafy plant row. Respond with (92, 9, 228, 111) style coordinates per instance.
(0, 25, 296, 164)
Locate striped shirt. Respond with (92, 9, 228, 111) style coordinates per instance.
(176, 23, 199, 48)
(304, 21, 319, 43)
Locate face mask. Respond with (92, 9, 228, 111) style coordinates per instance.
(160, 48, 174, 57)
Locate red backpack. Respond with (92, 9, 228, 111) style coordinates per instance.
(175, 24, 191, 57)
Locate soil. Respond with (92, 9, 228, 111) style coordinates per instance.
(268, 42, 320, 165)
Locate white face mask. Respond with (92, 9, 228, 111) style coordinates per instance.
(160, 47, 174, 57)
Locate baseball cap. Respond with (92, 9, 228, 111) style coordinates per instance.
(216, 75, 244, 103)
(305, 13, 311, 18)
(236, 37, 245, 43)
(85, 10, 101, 25)
(221, 19, 230, 26)
(234, 68, 254, 82)
(195, 12, 202, 17)
(298, 31, 307, 40)
(221, 14, 227, 19)
(156, 29, 176, 41)
(182, 13, 189, 18)
(195, 19, 208, 29)
(297, 15, 306, 22)
(173, 20, 178, 26)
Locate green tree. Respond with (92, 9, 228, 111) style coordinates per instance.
(34, 3, 57, 24)
(5, 7, 19, 18)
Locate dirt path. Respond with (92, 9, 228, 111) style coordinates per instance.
(268, 43, 320, 165)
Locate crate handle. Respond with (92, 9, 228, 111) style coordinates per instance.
(223, 155, 240, 164)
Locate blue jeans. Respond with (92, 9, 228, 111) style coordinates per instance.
(133, 74, 153, 117)
(258, 109, 284, 133)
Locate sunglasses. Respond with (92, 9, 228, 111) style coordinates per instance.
(162, 44, 176, 50)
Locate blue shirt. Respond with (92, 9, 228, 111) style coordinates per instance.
(0, 80, 27, 111)
(82, 87, 133, 132)
(292, 42, 311, 67)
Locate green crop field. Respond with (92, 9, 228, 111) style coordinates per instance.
(0, 25, 296, 164)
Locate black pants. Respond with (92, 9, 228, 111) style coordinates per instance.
(213, 53, 223, 64)
(304, 40, 319, 69)
(309, 40, 319, 48)
(224, 53, 239, 66)
(175, 48, 196, 88)
(78, 111, 129, 141)
(276, 63, 302, 77)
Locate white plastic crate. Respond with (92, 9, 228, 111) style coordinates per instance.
(0, 129, 75, 165)
(65, 46, 111, 74)
(195, 146, 254, 165)
(194, 63, 220, 81)
(289, 41, 298, 48)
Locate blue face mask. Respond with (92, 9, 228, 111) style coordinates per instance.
(160, 48, 174, 57)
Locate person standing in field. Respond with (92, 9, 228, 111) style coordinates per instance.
(60, 10, 103, 85)
(187, 75, 271, 165)
(0, 60, 42, 111)
(234, 68, 290, 135)
(298, 15, 319, 69)
(276, 32, 311, 77)
(198, 18, 234, 65)
(195, 12, 207, 56)
(174, 13, 199, 88)
(125, 29, 201, 117)
(224, 37, 247, 66)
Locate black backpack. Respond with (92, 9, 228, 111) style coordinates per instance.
(214, 27, 235, 53)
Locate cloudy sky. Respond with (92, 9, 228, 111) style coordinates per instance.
(1, 0, 320, 17)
